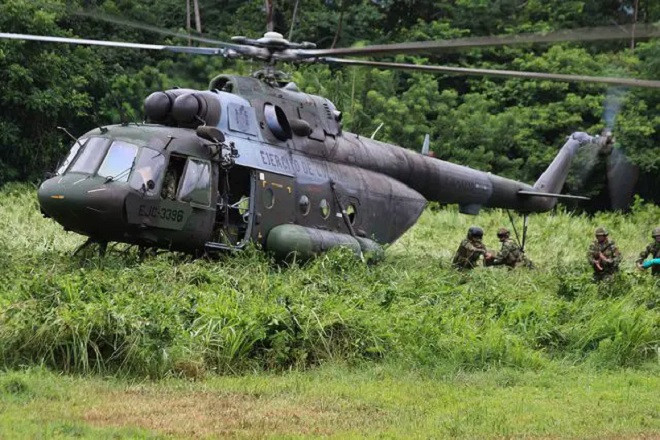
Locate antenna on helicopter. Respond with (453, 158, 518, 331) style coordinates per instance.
(370, 123, 384, 140)
(56, 126, 79, 144)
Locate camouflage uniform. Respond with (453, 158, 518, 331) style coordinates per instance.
(490, 238, 531, 268)
(587, 228, 621, 281)
(452, 238, 488, 270)
(161, 169, 178, 200)
(636, 228, 660, 275)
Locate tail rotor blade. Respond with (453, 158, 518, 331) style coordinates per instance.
(607, 148, 639, 210)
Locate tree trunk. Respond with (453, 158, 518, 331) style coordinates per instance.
(186, 0, 191, 45)
(265, 0, 274, 32)
(331, 1, 345, 49)
(288, 0, 300, 41)
(630, 0, 639, 50)
(193, 0, 202, 33)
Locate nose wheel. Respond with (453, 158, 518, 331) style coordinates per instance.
(73, 238, 108, 257)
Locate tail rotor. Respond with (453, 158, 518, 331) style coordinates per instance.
(572, 88, 640, 210)
(601, 88, 640, 210)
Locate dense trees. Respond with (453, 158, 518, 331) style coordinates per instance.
(0, 0, 657, 207)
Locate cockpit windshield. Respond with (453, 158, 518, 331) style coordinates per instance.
(129, 147, 166, 195)
(68, 137, 109, 174)
(57, 138, 87, 175)
(97, 141, 139, 182)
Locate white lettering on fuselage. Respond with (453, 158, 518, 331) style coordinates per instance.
(259, 150, 326, 178)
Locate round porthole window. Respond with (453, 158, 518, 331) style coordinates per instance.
(263, 188, 275, 209)
(319, 199, 330, 219)
(299, 195, 310, 216)
(345, 204, 356, 224)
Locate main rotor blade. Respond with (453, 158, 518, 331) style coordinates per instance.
(74, 10, 242, 50)
(302, 23, 660, 58)
(322, 58, 660, 89)
(0, 33, 227, 56)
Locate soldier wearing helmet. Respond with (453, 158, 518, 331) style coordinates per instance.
(452, 226, 492, 270)
(636, 227, 660, 275)
(485, 227, 532, 269)
(587, 226, 621, 281)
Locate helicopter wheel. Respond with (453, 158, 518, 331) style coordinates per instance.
(73, 238, 108, 258)
(138, 246, 159, 261)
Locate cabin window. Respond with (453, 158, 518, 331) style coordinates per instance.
(161, 155, 186, 200)
(57, 138, 87, 175)
(68, 137, 109, 174)
(263, 188, 275, 209)
(345, 204, 356, 224)
(129, 147, 166, 195)
(299, 195, 310, 215)
(97, 141, 139, 182)
(179, 158, 211, 206)
(319, 199, 330, 219)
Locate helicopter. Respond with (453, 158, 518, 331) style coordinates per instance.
(1, 13, 659, 260)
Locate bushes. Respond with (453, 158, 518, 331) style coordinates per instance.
(0, 186, 658, 376)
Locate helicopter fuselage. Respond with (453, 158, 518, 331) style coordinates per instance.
(38, 74, 592, 258)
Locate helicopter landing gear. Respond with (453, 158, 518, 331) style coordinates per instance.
(506, 210, 529, 252)
(138, 246, 159, 261)
(73, 238, 107, 257)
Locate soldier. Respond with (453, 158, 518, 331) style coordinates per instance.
(587, 226, 621, 281)
(636, 227, 660, 276)
(452, 226, 492, 270)
(160, 167, 179, 200)
(486, 227, 532, 268)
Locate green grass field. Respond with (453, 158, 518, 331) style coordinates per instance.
(0, 184, 658, 438)
(2, 365, 659, 439)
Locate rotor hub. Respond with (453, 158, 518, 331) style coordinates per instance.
(231, 32, 316, 54)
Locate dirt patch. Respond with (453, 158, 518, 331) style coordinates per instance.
(83, 388, 383, 438)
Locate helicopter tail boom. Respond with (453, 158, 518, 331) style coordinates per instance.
(507, 131, 596, 211)
(346, 130, 593, 214)
(532, 131, 593, 193)
(476, 131, 595, 212)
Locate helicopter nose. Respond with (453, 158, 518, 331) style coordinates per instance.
(38, 174, 127, 237)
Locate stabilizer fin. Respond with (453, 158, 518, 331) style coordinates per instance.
(518, 190, 589, 201)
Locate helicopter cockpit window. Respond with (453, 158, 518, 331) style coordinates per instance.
(57, 138, 87, 175)
(97, 141, 139, 183)
(179, 158, 211, 206)
(68, 137, 109, 175)
(129, 147, 165, 195)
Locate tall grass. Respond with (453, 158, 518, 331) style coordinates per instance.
(0, 184, 657, 377)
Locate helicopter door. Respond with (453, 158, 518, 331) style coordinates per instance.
(209, 165, 254, 248)
(173, 157, 215, 249)
(253, 171, 295, 246)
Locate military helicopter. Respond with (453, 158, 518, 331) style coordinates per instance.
(1, 13, 659, 259)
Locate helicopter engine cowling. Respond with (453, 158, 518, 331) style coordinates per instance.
(172, 93, 207, 127)
(144, 88, 196, 124)
(144, 89, 221, 128)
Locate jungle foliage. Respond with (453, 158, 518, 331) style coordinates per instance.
(0, 0, 658, 204)
(0, 184, 657, 377)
